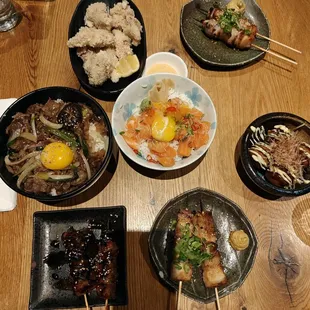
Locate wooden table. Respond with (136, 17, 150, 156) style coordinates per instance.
(1, 0, 310, 309)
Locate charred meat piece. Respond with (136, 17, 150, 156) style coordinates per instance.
(62, 227, 96, 260)
(70, 258, 90, 279)
(192, 211, 217, 243)
(73, 279, 93, 296)
(57, 103, 83, 129)
(41, 98, 64, 121)
(96, 240, 119, 299)
(202, 7, 257, 50)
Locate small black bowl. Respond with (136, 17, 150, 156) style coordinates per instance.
(68, 0, 147, 101)
(241, 112, 310, 197)
(0, 87, 113, 203)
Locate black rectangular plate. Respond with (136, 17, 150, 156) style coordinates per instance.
(29, 207, 127, 309)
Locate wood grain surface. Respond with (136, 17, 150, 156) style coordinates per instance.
(0, 0, 310, 309)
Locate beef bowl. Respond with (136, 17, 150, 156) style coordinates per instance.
(0, 87, 113, 203)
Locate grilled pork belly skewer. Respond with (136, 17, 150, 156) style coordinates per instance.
(171, 209, 194, 282)
(192, 211, 227, 288)
(171, 209, 194, 310)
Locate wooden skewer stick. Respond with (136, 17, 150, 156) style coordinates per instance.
(215, 288, 221, 310)
(256, 33, 302, 54)
(105, 299, 109, 310)
(84, 294, 90, 310)
(252, 44, 297, 65)
(176, 281, 182, 310)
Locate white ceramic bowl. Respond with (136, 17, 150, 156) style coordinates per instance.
(143, 52, 188, 78)
(112, 73, 217, 171)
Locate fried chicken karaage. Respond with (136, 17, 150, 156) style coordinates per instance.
(68, 0, 142, 86)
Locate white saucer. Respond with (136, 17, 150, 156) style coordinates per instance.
(143, 52, 188, 78)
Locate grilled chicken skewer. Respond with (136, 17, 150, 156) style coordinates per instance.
(192, 211, 227, 288)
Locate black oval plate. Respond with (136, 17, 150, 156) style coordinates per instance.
(148, 188, 258, 304)
(180, 0, 270, 68)
(68, 0, 147, 101)
(241, 112, 310, 197)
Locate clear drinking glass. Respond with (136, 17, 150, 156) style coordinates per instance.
(0, 0, 21, 32)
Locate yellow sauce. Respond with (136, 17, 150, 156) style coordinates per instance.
(146, 63, 177, 75)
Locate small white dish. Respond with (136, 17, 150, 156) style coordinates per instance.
(143, 52, 188, 78)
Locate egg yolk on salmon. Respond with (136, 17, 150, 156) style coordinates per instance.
(151, 115, 176, 142)
(40, 142, 74, 170)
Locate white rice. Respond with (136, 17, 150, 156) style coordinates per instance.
(88, 123, 108, 152)
(139, 140, 158, 161)
(169, 140, 183, 162)
(168, 89, 194, 108)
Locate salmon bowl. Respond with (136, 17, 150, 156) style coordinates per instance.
(112, 73, 217, 171)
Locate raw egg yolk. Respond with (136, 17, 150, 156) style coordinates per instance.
(40, 142, 74, 170)
(151, 115, 176, 142)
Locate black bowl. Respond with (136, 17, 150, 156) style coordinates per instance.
(0, 87, 113, 203)
(241, 112, 310, 197)
(68, 0, 147, 101)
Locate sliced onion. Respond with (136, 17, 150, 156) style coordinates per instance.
(80, 150, 91, 180)
(35, 172, 74, 181)
(5, 151, 41, 166)
(20, 132, 37, 142)
(17, 161, 40, 189)
(31, 114, 37, 137)
(39, 114, 63, 129)
(48, 174, 74, 180)
(8, 129, 21, 143)
(15, 157, 36, 176)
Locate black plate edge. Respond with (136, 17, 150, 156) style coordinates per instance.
(68, 0, 147, 101)
(29, 206, 128, 309)
(148, 187, 258, 304)
(240, 112, 310, 196)
(180, 0, 271, 68)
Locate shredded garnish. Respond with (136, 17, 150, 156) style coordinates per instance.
(174, 224, 212, 267)
(269, 132, 304, 177)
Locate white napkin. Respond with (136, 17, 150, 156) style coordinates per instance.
(0, 98, 17, 212)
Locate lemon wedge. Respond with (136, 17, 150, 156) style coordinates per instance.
(115, 54, 140, 78)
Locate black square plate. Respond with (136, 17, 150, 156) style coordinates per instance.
(29, 207, 127, 309)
